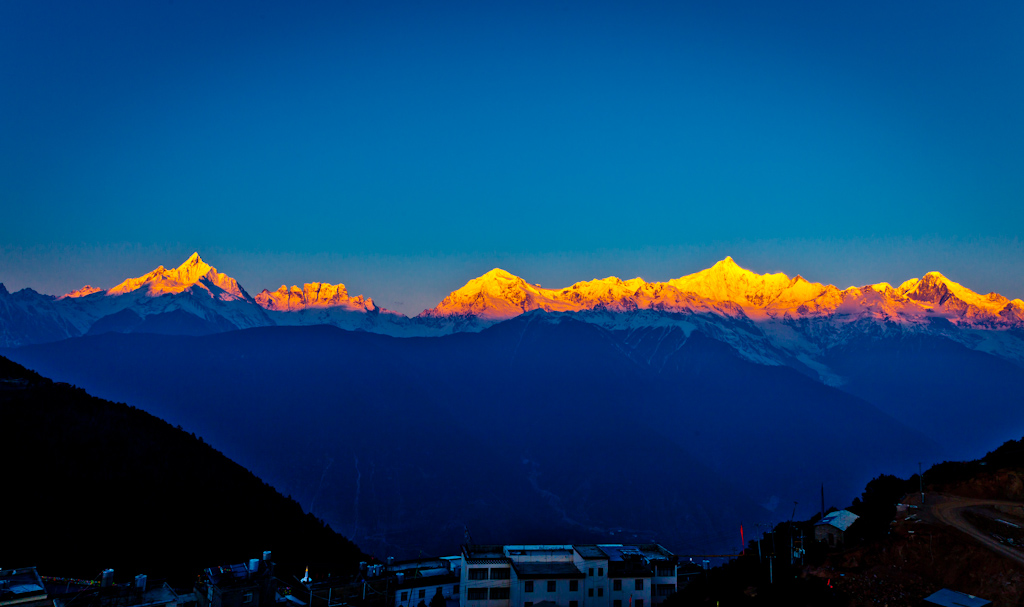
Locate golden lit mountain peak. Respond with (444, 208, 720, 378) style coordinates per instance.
(59, 285, 104, 299)
(105, 253, 247, 300)
(254, 281, 378, 313)
(478, 268, 521, 282)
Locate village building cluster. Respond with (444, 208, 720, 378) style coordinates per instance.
(2, 544, 688, 607)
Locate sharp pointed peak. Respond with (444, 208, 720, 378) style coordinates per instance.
(177, 252, 210, 269)
(702, 256, 758, 277)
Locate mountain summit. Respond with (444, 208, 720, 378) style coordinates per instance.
(419, 257, 1024, 329)
(3, 255, 1024, 372)
(106, 252, 249, 300)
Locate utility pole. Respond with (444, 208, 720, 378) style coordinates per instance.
(919, 462, 925, 505)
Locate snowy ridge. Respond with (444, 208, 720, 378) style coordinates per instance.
(3, 254, 1024, 379)
(415, 257, 1024, 377)
(420, 256, 1024, 331)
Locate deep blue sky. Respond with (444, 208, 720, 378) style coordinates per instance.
(2, 1, 1023, 314)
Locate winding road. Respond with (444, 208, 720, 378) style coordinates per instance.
(929, 495, 1024, 567)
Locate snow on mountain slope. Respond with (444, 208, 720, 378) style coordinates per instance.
(107, 252, 249, 301)
(3, 255, 1023, 376)
(90, 253, 270, 331)
(255, 282, 381, 313)
(420, 258, 1024, 331)
(59, 286, 103, 299)
(414, 258, 1024, 378)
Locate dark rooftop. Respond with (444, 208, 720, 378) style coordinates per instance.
(924, 589, 991, 607)
(573, 545, 608, 560)
(462, 545, 511, 565)
(510, 563, 584, 580)
(205, 563, 261, 587)
(394, 573, 460, 590)
(598, 545, 645, 562)
(0, 567, 46, 602)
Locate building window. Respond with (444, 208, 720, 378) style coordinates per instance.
(597, 589, 604, 597)
(613, 580, 622, 591)
(525, 581, 534, 593)
(491, 569, 510, 580)
(656, 585, 674, 597)
(489, 588, 509, 600)
(525, 603, 533, 607)
(636, 600, 644, 607)
(419, 589, 426, 599)
(588, 589, 594, 597)
(588, 568, 594, 577)
(656, 566, 673, 577)
(242, 594, 252, 604)
(569, 581, 578, 592)
(546, 581, 556, 593)
(635, 580, 644, 591)
(469, 569, 488, 581)
(598, 568, 603, 576)
(467, 589, 488, 600)
(614, 601, 622, 607)
(570, 602, 578, 607)
(454, 586, 460, 595)
(401, 592, 408, 601)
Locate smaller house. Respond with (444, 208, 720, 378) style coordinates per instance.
(0, 567, 48, 607)
(814, 510, 859, 547)
(196, 553, 277, 607)
(392, 557, 460, 607)
(923, 588, 991, 607)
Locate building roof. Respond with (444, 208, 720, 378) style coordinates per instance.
(598, 545, 646, 562)
(462, 545, 511, 565)
(205, 563, 260, 587)
(816, 510, 860, 532)
(0, 567, 46, 603)
(635, 545, 675, 562)
(573, 545, 608, 561)
(923, 588, 991, 607)
(599, 546, 654, 578)
(394, 573, 460, 590)
(510, 563, 585, 580)
(391, 558, 451, 572)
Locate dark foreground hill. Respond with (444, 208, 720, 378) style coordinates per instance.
(0, 356, 364, 584)
(677, 437, 1024, 606)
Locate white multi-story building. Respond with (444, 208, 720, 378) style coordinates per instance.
(459, 545, 677, 607)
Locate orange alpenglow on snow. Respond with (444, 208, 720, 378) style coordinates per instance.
(105, 252, 249, 300)
(59, 285, 104, 299)
(419, 257, 1024, 329)
(254, 283, 378, 313)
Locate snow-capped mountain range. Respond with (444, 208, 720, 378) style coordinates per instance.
(3, 253, 1023, 378)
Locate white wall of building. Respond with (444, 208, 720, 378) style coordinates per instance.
(395, 582, 459, 607)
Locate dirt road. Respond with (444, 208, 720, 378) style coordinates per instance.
(929, 495, 1024, 567)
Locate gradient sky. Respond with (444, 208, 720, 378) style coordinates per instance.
(2, 1, 1023, 314)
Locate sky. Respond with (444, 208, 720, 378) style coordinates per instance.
(2, 1, 1023, 315)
